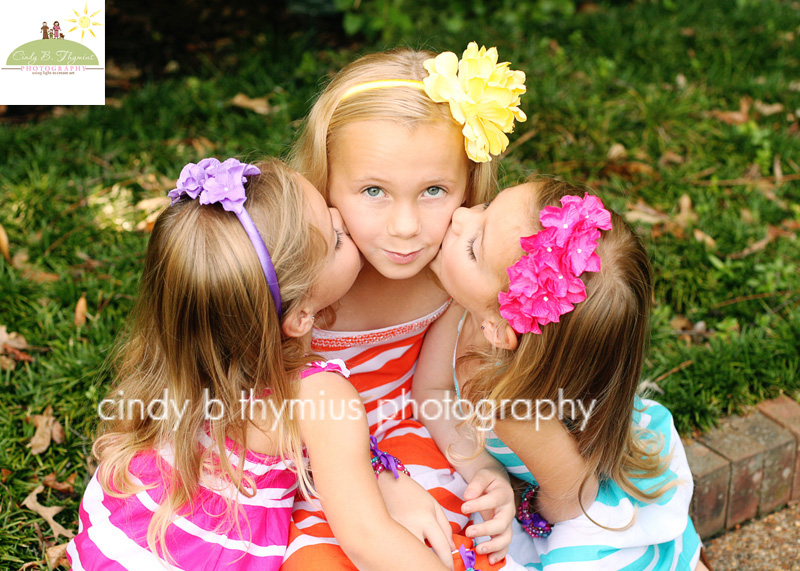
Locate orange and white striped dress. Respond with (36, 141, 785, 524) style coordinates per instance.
(283, 301, 509, 570)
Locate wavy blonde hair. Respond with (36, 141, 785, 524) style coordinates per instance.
(289, 47, 496, 207)
(462, 176, 672, 511)
(93, 159, 326, 561)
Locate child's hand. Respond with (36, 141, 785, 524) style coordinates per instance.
(461, 466, 515, 564)
(377, 472, 456, 570)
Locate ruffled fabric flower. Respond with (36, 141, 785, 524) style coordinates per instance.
(423, 42, 526, 163)
(499, 194, 612, 335)
(168, 157, 260, 214)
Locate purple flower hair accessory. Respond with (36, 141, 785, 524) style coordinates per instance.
(499, 193, 612, 335)
(168, 157, 282, 316)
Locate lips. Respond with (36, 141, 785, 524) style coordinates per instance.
(385, 249, 423, 264)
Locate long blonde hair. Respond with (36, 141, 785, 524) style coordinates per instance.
(289, 47, 496, 207)
(463, 176, 671, 506)
(93, 159, 326, 560)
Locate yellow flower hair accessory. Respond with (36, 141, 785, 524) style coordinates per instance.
(423, 42, 527, 163)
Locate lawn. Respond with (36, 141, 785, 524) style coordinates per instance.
(1, 0, 799, 566)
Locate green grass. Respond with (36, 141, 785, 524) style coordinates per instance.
(1, 0, 799, 565)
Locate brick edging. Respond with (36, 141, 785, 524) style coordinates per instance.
(684, 395, 800, 539)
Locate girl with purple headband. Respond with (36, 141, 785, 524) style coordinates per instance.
(67, 158, 467, 570)
(417, 177, 709, 570)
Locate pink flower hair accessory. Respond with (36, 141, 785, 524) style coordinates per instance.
(168, 158, 282, 316)
(499, 193, 612, 334)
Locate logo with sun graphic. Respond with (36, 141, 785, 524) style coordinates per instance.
(65, 2, 103, 42)
(4, 3, 104, 69)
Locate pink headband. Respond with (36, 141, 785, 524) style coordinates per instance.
(499, 193, 612, 334)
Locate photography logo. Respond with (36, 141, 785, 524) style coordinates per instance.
(1, 2, 106, 105)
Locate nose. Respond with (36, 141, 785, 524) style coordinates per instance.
(450, 206, 471, 236)
(329, 207, 348, 235)
(388, 202, 421, 239)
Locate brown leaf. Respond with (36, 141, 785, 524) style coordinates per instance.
(230, 93, 274, 115)
(0, 222, 10, 264)
(0, 326, 29, 351)
(740, 208, 755, 224)
(190, 136, 216, 156)
(3, 344, 34, 363)
(625, 200, 670, 225)
(607, 143, 628, 160)
(674, 194, 699, 229)
(670, 316, 693, 331)
(0, 355, 14, 371)
(603, 161, 657, 179)
(693, 228, 717, 249)
(51, 420, 65, 445)
(45, 543, 69, 570)
(710, 96, 752, 125)
(753, 100, 784, 116)
(658, 151, 685, 167)
(728, 225, 792, 259)
(74, 294, 88, 327)
(1, 468, 10, 482)
(27, 406, 56, 455)
(43, 472, 76, 494)
(22, 268, 60, 283)
(21, 485, 75, 539)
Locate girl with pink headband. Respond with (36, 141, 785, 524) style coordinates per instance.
(67, 158, 469, 570)
(418, 177, 709, 570)
(285, 43, 527, 569)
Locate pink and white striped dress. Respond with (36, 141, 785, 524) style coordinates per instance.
(66, 362, 350, 570)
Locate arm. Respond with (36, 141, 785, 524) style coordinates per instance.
(412, 303, 514, 562)
(493, 417, 599, 523)
(298, 372, 452, 571)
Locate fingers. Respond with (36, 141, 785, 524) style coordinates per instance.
(463, 469, 491, 501)
(465, 516, 509, 539)
(434, 505, 456, 551)
(462, 488, 511, 515)
(424, 524, 455, 570)
(471, 528, 512, 560)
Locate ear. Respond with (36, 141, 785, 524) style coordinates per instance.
(281, 303, 315, 338)
(481, 316, 519, 351)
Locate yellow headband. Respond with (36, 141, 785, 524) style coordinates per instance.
(340, 79, 425, 101)
(336, 43, 527, 163)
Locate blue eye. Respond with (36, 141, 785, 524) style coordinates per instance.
(425, 186, 446, 197)
(363, 187, 384, 198)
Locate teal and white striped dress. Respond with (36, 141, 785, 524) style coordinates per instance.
(453, 324, 702, 569)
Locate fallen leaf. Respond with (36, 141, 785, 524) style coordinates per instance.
(624, 200, 670, 225)
(45, 543, 69, 570)
(230, 93, 274, 115)
(670, 316, 693, 331)
(774, 155, 783, 185)
(607, 143, 628, 160)
(3, 344, 34, 363)
(728, 225, 793, 259)
(0, 355, 14, 371)
(753, 100, 784, 116)
(43, 473, 76, 494)
(21, 485, 74, 539)
(710, 96, 752, 125)
(12, 250, 29, 268)
(1, 468, 10, 482)
(74, 294, 88, 327)
(693, 228, 717, 249)
(27, 406, 56, 454)
(51, 419, 65, 444)
(674, 194, 699, 228)
(658, 151, 685, 167)
(0, 222, 10, 264)
(0, 325, 29, 351)
(190, 136, 215, 156)
(740, 208, 755, 224)
(22, 268, 60, 283)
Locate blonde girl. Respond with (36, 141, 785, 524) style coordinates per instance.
(419, 177, 707, 570)
(67, 157, 458, 570)
(285, 43, 527, 569)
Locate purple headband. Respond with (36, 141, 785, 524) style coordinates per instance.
(168, 158, 282, 316)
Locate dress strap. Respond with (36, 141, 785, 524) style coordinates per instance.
(453, 311, 468, 411)
(300, 358, 351, 379)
